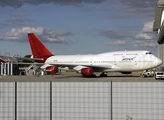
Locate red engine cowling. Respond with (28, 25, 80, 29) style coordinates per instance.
(81, 68, 94, 76)
(46, 66, 58, 74)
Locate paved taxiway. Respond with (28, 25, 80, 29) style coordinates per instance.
(0, 72, 163, 82)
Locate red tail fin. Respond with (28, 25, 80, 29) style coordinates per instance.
(28, 33, 53, 56)
(28, 33, 53, 63)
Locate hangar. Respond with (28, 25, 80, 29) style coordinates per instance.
(153, 0, 164, 66)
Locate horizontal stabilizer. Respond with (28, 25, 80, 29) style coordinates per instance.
(0, 58, 6, 63)
(15, 57, 43, 61)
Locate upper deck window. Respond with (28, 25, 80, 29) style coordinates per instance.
(126, 54, 138, 55)
(113, 54, 123, 55)
(146, 52, 152, 54)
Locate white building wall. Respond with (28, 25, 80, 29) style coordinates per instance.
(113, 82, 164, 120)
(160, 10, 164, 28)
(0, 62, 14, 75)
(17, 82, 50, 120)
(158, 44, 164, 66)
(1, 82, 164, 120)
(0, 82, 15, 120)
(52, 82, 111, 120)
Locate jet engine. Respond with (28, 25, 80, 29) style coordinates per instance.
(81, 68, 94, 76)
(46, 66, 58, 74)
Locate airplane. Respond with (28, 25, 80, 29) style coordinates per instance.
(27, 33, 162, 77)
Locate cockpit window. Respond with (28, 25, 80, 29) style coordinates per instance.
(146, 52, 152, 54)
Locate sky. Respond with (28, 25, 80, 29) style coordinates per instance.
(0, 0, 159, 57)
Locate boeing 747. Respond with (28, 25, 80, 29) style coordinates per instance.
(27, 33, 162, 77)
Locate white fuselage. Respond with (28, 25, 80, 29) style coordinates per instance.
(45, 50, 162, 72)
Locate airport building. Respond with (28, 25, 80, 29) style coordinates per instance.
(0, 50, 21, 76)
(154, 0, 164, 66)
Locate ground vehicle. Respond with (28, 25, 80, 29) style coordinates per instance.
(154, 71, 164, 80)
(140, 70, 154, 78)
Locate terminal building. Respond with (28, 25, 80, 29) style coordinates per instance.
(154, 0, 164, 66)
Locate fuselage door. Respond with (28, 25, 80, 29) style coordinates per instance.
(114, 61, 117, 65)
(90, 59, 93, 65)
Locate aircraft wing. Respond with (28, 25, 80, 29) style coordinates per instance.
(73, 65, 112, 72)
(14, 62, 113, 72)
(48, 63, 112, 72)
(14, 62, 44, 65)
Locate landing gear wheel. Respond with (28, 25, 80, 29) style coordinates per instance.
(93, 74, 96, 77)
(100, 72, 107, 77)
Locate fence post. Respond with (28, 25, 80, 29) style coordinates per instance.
(111, 81, 112, 120)
(15, 82, 17, 120)
(50, 82, 52, 120)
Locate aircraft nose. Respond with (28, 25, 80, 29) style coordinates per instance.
(157, 58, 162, 66)
(156, 58, 163, 67)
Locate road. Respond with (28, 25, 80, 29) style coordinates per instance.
(0, 72, 163, 82)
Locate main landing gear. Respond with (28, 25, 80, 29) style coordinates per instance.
(100, 72, 107, 77)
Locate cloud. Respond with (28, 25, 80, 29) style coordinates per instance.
(7, 18, 33, 23)
(134, 21, 154, 40)
(0, 23, 9, 27)
(0, 0, 156, 20)
(67, 39, 78, 44)
(83, 7, 92, 11)
(0, 27, 74, 44)
(105, 40, 128, 45)
(35, 6, 45, 11)
(0, 0, 106, 8)
(115, 0, 155, 14)
(99, 30, 130, 39)
(95, 0, 156, 20)
(4, 12, 34, 26)
(134, 33, 153, 40)
(106, 13, 143, 19)
(96, 6, 113, 10)
(99, 20, 156, 49)
(142, 21, 153, 33)
(13, 14, 28, 17)
(132, 21, 158, 48)
(132, 40, 157, 48)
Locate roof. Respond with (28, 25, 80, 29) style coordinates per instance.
(153, 1, 164, 43)
(153, 2, 164, 32)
